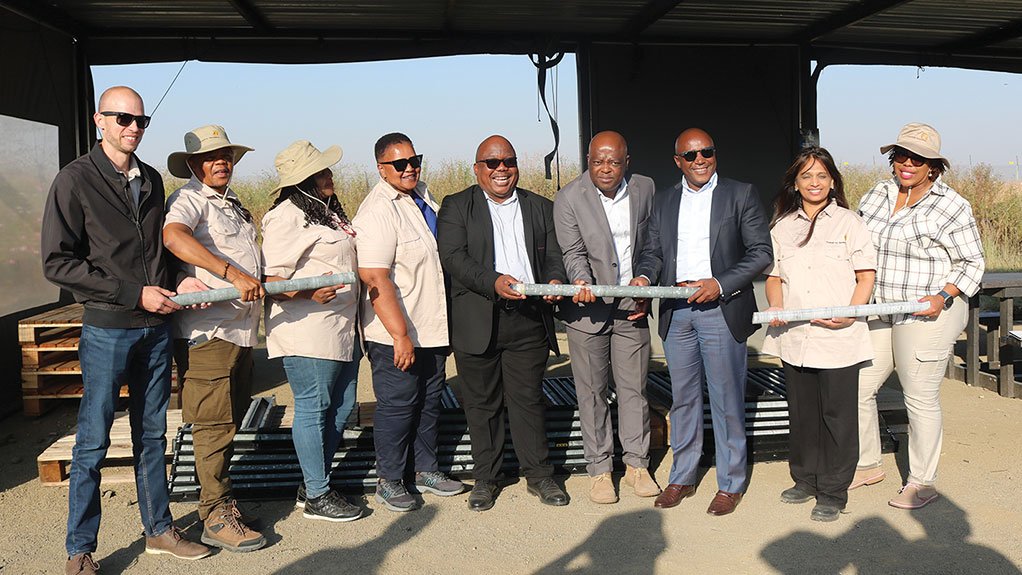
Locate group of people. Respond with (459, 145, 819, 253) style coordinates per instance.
(42, 85, 983, 574)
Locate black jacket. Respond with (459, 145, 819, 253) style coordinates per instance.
(436, 186, 566, 355)
(41, 144, 179, 328)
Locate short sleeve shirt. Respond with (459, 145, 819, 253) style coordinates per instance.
(352, 179, 448, 348)
(165, 178, 262, 347)
(261, 201, 359, 362)
(762, 201, 876, 369)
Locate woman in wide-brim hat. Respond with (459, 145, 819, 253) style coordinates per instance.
(261, 140, 364, 522)
(853, 123, 985, 509)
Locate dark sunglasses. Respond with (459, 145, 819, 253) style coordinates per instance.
(99, 111, 151, 129)
(676, 147, 715, 162)
(892, 148, 927, 167)
(476, 157, 518, 170)
(379, 154, 423, 172)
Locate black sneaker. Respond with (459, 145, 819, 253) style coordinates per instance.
(303, 490, 363, 522)
(295, 484, 307, 509)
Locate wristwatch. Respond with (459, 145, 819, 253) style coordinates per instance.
(937, 289, 954, 310)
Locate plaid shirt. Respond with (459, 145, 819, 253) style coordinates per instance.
(858, 178, 985, 323)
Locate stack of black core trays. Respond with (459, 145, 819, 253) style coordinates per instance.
(167, 368, 904, 500)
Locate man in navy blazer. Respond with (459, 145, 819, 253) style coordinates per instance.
(632, 128, 772, 515)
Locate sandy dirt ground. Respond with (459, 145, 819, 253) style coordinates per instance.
(2, 333, 1021, 574)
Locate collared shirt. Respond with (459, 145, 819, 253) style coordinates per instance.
(113, 157, 142, 207)
(486, 189, 535, 284)
(762, 201, 876, 369)
(597, 180, 632, 285)
(261, 201, 359, 362)
(858, 178, 985, 324)
(353, 179, 448, 348)
(676, 172, 717, 282)
(164, 177, 262, 347)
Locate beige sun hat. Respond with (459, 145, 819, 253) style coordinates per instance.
(167, 124, 254, 178)
(879, 122, 949, 165)
(272, 140, 343, 193)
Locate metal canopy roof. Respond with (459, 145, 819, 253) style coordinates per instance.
(5, 0, 1022, 71)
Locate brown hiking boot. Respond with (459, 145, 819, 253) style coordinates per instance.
(145, 526, 211, 560)
(201, 500, 267, 553)
(65, 553, 99, 575)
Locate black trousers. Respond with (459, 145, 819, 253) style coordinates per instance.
(782, 361, 862, 508)
(454, 305, 552, 481)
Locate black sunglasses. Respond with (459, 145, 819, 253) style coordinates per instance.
(379, 154, 423, 172)
(676, 147, 715, 162)
(476, 157, 518, 170)
(99, 111, 151, 129)
(892, 148, 927, 167)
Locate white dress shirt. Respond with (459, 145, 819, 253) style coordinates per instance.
(598, 181, 632, 285)
(487, 189, 535, 283)
(676, 172, 717, 282)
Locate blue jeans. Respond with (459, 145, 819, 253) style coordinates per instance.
(67, 323, 174, 556)
(283, 351, 361, 499)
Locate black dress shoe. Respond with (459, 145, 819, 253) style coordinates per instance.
(468, 480, 500, 512)
(526, 477, 569, 506)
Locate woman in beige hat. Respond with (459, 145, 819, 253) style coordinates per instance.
(261, 140, 363, 522)
(854, 123, 985, 509)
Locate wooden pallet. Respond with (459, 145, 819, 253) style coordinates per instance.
(37, 409, 183, 486)
(18, 304, 85, 344)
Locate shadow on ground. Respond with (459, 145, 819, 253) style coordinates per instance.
(533, 510, 666, 574)
(760, 495, 1021, 574)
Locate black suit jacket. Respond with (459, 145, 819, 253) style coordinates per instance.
(633, 176, 772, 343)
(437, 186, 567, 355)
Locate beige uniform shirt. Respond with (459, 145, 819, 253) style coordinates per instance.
(165, 178, 262, 347)
(261, 201, 359, 361)
(352, 179, 448, 348)
(762, 202, 876, 369)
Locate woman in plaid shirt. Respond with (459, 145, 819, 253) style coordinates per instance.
(853, 123, 985, 509)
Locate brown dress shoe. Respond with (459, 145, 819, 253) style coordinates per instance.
(706, 490, 743, 516)
(653, 484, 695, 508)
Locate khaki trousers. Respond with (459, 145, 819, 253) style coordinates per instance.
(175, 337, 253, 520)
(857, 300, 967, 486)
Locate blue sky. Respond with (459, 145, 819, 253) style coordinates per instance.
(92, 56, 1022, 179)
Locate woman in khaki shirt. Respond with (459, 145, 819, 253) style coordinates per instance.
(262, 141, 363, 523)
(762, 146, 876, 522)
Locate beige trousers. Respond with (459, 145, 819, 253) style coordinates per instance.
(856, 300, 967, 486)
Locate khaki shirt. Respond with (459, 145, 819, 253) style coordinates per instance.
(261, 201, 359, 361)
(165, 177, 262, 347)
(352, 179, 448, 348)
(762, 202, 876, 369)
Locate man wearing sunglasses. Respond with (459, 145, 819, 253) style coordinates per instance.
(552, 131, 660, 504)
(42, 86, 211, 574)
(437, 135, 569, 511)
(354, 132, 465, 513)
(633, 128, 772, 516)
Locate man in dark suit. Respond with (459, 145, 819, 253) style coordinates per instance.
(553, 131, 660, 504)
(633, 128, 772, 516)
(437, 135, 569, 512)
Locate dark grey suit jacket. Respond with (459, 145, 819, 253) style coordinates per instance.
(553, 171, 655, 334)
(437, 185, 567, 356)
(633, 176, 772, 343)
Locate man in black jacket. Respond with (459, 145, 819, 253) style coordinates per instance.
(41, 86, 209, 575)
(437, 135, 568, 512)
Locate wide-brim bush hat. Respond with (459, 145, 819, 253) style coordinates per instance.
(879, 122, 949, 165)
(272, 140, 343, 193)
(167, 124, 254, 178)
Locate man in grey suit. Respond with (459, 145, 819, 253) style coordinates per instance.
(633, 128, 772, 515)
(554, 131, 661, 504)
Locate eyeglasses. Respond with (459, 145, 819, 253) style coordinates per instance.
(99, 111, 151, 129)
(379, 154, 423, 172)
(476, 157, 518, 170)
(675, 147, 715, 162)
(892, 148, 927, 167)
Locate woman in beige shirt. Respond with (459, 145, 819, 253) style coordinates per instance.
(262, 141, 362, 523)
(762, 146, 876, 522)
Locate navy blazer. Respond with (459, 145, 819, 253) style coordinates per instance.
(633, 176, 772, 342)
(437, 186, 567, 355)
